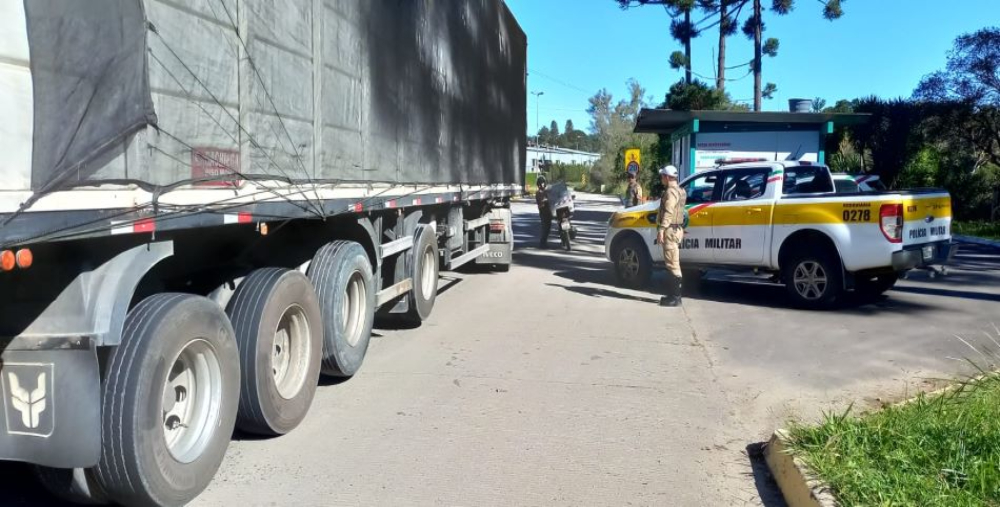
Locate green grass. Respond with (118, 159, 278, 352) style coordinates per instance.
(953, 220, 1000, 241)
(786, 372, 1000, 507)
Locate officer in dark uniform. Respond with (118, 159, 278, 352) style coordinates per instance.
(535, 176, 552, 248)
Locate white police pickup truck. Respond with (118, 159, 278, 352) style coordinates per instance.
(605, 161, 957, 308)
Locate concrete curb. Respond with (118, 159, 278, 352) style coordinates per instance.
(763, 430, 839, 507)
(954, 235, 1000, 249)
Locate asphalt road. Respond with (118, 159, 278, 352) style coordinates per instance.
(1, 192, 997, 506)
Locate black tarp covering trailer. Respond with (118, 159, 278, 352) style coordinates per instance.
(0, 2, 525, 504)
(0, 0, 526, 245)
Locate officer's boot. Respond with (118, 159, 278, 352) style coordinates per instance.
(659, 274, 682, 307)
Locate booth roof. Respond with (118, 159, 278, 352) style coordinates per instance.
(633, 108, 871, 134)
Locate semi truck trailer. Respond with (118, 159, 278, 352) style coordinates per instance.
(0, 0, 525, 505)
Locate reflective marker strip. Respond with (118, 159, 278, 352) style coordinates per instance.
(413, 198, 422, 206)
(386, 200, 397, 208)
(224, 212, 253, 224)
(435, 197, 444, 203)
(111, 218, 156, 235)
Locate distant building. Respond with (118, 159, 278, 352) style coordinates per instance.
(526, 145, 600, 173)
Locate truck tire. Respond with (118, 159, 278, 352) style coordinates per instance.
(35, 466, 109, 505)
(404, 225, 439, 322)
(307, 241, 375, 377)
(612, 235, 652, 288)
(226, 268, 322, 436)
(94, 294, 240, 507)
(782, 250, 843, 309)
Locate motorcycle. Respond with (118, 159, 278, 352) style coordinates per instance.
(546, 182, 577, 251)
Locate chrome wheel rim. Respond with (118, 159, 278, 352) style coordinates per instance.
(341, 272, 367, 347)
(618, 248, 640, 280)
(793, 261, 828, 301)
(272, 304, 311, 400)
(420, 246, 437, 301)
(162, 339, 223, 464)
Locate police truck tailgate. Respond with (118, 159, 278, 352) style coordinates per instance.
(902, 192, 952, 246)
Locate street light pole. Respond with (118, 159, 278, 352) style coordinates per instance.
(530, 91, 544, 142)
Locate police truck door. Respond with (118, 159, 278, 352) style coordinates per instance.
(679, 172, 720, 264)
(713, 168, 773, 265)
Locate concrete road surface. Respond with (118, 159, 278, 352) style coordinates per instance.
(1, 192, 997, 506)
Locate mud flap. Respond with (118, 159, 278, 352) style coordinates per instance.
(0, 342, 101, 468)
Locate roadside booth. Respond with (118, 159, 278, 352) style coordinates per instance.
(633, 109, 870, 180)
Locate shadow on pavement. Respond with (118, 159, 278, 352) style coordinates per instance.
(545, 282, 659, 304)
(891, 284, 1000, 303)
(0, 462, 70, 506)
(746, 442, 789, 507)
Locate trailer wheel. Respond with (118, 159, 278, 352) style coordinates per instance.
(307, 241, 375, 377)
(226, 269, 322, 436)
(404, 225, 439, 322)
(34, 466, 108, 505)
(94, 294, 240, 507)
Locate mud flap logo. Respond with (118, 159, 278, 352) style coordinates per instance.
(3, 364, 54, 437)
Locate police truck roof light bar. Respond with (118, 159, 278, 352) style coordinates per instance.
(715, 158, 769, 166)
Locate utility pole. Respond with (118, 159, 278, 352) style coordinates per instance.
(531, 91, 544, 142)
(753, 0, 762, 112)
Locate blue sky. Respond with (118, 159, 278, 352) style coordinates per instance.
(505, 0, 1000, 135)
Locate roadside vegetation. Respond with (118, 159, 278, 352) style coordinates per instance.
(786, 332, 1000, 507)
(953, 221, 1000, 241)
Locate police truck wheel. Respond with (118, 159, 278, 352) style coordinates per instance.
(226, 268, 322, 436)
(782, 250, 843, 309)
(613, 236, 652, 289)
(307, 241, 376, 377)
(403, 225, 439, 322)
(94, 294, 240, 507)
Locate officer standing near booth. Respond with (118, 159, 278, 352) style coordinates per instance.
(656, 165, 686, 307)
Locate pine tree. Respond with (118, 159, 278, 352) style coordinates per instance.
(617, 0, 701, 84)
(743, 0, 844, 110)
